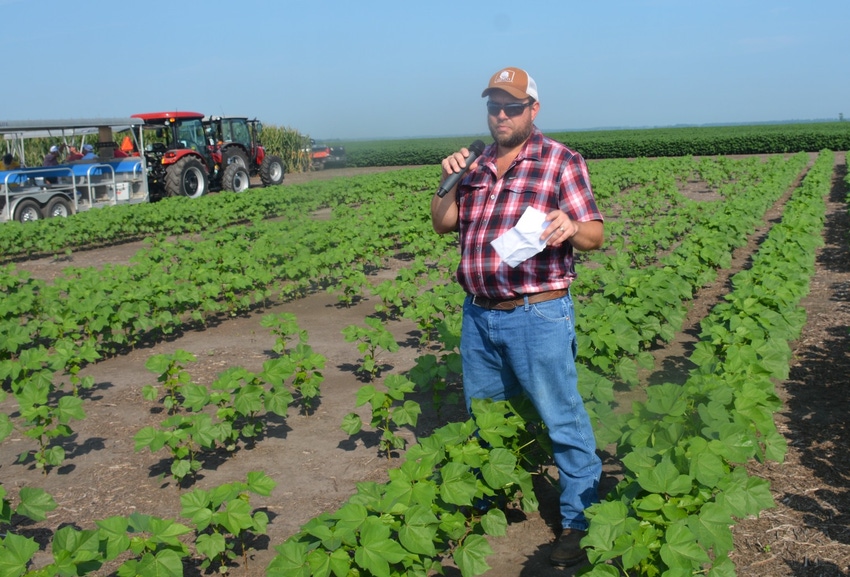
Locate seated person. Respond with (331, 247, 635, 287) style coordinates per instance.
(0, 153, 20, 170)
(43, 144, 63, 166)
(65, 145, 83, 162)
(1, 153, 22, 188)
(81, 144, 97, 161)
(43, 144, 64, 184)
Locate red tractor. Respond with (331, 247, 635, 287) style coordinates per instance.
(132, 111, 214, 199)
(132, 112, 285, 198)
(203, 116, 285, 191)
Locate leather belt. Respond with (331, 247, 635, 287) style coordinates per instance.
(470, 289, 568, 311)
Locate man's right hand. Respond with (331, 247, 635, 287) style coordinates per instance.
(440, 147, 479, 184)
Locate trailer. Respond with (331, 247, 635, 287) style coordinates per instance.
(0, 118, 149, 223)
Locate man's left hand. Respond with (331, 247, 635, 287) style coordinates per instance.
(542, 210, 578, 247)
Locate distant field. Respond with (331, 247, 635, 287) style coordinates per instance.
(340, 121, 850, 166)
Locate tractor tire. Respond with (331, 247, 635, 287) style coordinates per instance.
(165, 157, 208, 198)
(222, 163, 251, 192)
(260, 155, 285, 186)
(222, 147, 249, 169)
(46, 196, 73, 218)
(14, 199, 43, 223)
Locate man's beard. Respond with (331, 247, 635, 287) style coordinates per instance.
(489, 121, 533, 148)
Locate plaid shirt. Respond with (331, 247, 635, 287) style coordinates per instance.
(455, 127, 602, 299)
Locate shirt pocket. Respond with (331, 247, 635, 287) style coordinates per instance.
(458, 182, 490, 226)
(503, 174, 548, 196)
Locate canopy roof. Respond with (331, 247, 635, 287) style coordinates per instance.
(0, 118, 141, 139)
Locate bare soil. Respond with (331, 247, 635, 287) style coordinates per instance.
(3, 157, 849, 576)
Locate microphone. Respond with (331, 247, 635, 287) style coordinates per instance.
(436, 139, 486, 197)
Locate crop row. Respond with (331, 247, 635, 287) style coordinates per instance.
(574, 153, 809, 388)
(555, 123, 850, 159)
(1, 470, 278, 576)
(0, 168, 437, 261)
(579, 150, 833, 575)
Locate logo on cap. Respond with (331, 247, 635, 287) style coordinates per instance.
(495, 70, 515, 84)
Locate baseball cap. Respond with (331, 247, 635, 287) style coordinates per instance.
(50, 145, 59, 153)
(482, 67, 539, 101)
(83, 144, 94, 152)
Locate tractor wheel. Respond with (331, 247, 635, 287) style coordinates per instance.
(222, 163, 251, 192)
(165, 157, 208, 198)
(222, 147, 249, 168)
(260, 155, 285, 186)
(46, 196, 73, 218)
(14, 199, 43, 223)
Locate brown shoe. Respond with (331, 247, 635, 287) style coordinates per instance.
(549, 529, 587, 567)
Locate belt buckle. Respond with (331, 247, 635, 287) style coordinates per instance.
(472, 294, 520, 310)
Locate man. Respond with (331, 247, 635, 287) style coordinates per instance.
(430, 67, 604, 567)
(43, 144, 63, 166)
(81, 144, 97, 160)
(42, 144, 66, 184)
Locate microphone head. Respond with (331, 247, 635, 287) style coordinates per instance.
(469, 140, 486, 156)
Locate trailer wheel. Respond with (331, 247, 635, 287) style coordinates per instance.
(15, 199, 43, 223)
(46, 197, 73, 218)
(222, 163, 251, 192)
(222, 147, 249, 169)
(260, 155, 285, 186)
(165, 157, 208, 198)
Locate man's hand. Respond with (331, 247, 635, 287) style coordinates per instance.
(542, 210, 603, 251)
(432, 147, 478, 234)
(440, 146, 480, 184)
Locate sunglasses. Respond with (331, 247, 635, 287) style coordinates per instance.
(486, 101, 532, 118)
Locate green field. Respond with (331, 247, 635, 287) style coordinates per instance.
(338, 121, 850, 166)
(0, 146, 844, 575)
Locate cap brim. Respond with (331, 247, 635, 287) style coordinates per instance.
(482, 86, 530, 100)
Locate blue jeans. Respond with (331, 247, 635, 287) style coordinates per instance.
(460, 292, 601, 530)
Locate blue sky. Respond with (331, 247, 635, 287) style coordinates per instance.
(3, 0, 847, 140)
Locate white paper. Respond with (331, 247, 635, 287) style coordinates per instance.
(490, 206, 551, 267)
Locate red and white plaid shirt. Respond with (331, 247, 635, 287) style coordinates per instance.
(455, 127, 603, 299)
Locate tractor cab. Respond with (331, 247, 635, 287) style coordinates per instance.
(203, 116, 284, 189)
(131, 111, 213, 199)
